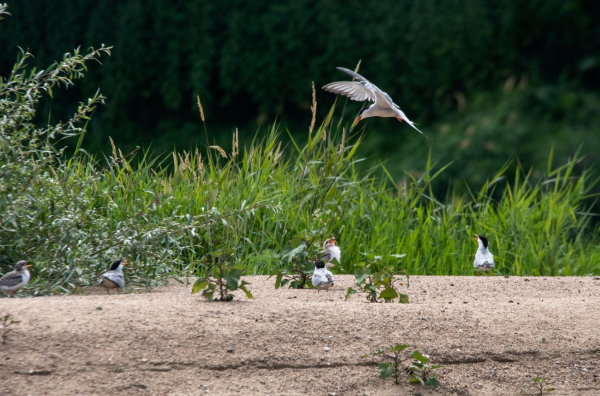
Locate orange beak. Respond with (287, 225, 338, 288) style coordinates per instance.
(473, 234, 478, 241)
(122, 258, 129, 266)
(25, 264, 32, 268)
(396, 117, 403, 123)
(352, 116, 362, 126)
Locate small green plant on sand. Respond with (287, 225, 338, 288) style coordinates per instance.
(366, 345, 442, 388)
(408, 350, 444, 388)
(191, 248, 253, 301)
(521, 377, 555, 395)
(272, 231, 325, 289)
(345, 255, 409, 303)
(365, 344, 411, 384)
(0, 314, 20, 344)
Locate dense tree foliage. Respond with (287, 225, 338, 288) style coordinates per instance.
(1, 0, 599, 186)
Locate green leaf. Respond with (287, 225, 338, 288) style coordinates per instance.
(239, 284, 254, 299)
(379, 287, 398, 301)
(412, 350, 429, 364)
(202, 289, 214, 302)
(391, 344, 410, 353)
(354, 268, 370, 284)
(191, 278, 209, 294)
(430, 365, 444, 369)
(280, 278, 290, 288)
(410, 377, 423, 384)
(224, 269, 241, 290)
(398, 293, 409, 304)
(378, 363, 394, 379)
(345, 287, 357, 301)
(546, 388, 555, 392)
(274, 273, 283, 289)
(289, 236, 303, 248)
(426, 377, 438, 388)
(282, 241, 306, 262)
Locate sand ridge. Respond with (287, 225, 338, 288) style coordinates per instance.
(0, 275, 599, 395)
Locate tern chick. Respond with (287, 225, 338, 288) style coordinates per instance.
(0, 261, 32, 298)
(323, 67, 423, 135)
(473, 234, 494, 275)
(320, 237, 341, 269)
(312, 261, 335, 292)
(99, 258, 128, 294)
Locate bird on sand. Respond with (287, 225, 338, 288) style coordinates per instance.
(473, 234, 494, 275)
(99, 258, 128, 294)
(0, 261, 32, 298)
(312, 261, 335, 292)
(322, 67, 424, 135)
(320, 237, 341, 269)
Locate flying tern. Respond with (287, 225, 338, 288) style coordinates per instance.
(322, 67, 424, 135)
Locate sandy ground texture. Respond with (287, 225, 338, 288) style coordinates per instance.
(1, 275, 599, 396)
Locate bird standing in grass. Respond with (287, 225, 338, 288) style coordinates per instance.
(99, 258, 128, 294)
(320, 236, 341, 269)
(312, 261, 335, 292)
(0, 261, 31, 298)
(322, 67, 424, 135)
(473, 234, 494, 275)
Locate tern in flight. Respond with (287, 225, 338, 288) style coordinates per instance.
(322, 67, 424, 135)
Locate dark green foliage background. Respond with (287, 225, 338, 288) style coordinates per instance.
(1, 0, 600, 187)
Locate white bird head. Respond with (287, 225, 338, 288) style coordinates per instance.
(323, 237, 337, 249)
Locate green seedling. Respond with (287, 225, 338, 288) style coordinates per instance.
(408, 350, 444, 388)
(272, 231, 325, 289)
(0, 314, 20, 344)
(365, 344, 411, 384)
(191, 248, 253, 301)
(345, 255, 409, 303)
(521, 377, 555, 395)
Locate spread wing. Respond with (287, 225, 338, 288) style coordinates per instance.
(322, 67, 377, 102)
(322, 81, 376, 102)
(0, 273, 24, 288)
(101, 271, 125, 288)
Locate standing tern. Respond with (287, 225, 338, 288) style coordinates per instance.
(322, 67, 424, 135)
(0, 261, 31, 298)
(472, 234, 494, 275)
(99, 257, 128, 294)
(312, 261, 335, 292)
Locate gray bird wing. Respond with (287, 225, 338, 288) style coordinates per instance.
(0, 273, 24, 288)
(101, 271, 125, 288)
(478, 261, 494, 269)
(322, 67, 377, 102)
(320, 251, 332, 261)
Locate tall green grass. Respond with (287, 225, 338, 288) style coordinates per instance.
(2, 31, 599, 297)
(94, 105, 600, 278)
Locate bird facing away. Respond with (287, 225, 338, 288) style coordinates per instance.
(0, 261, 31, 298)
(322, 67, 424, 135)
(320, 237, 341, 269)
(312, 261, 335, 292)
(99, 258, 128, 295)
(473, 234, 494, 275)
